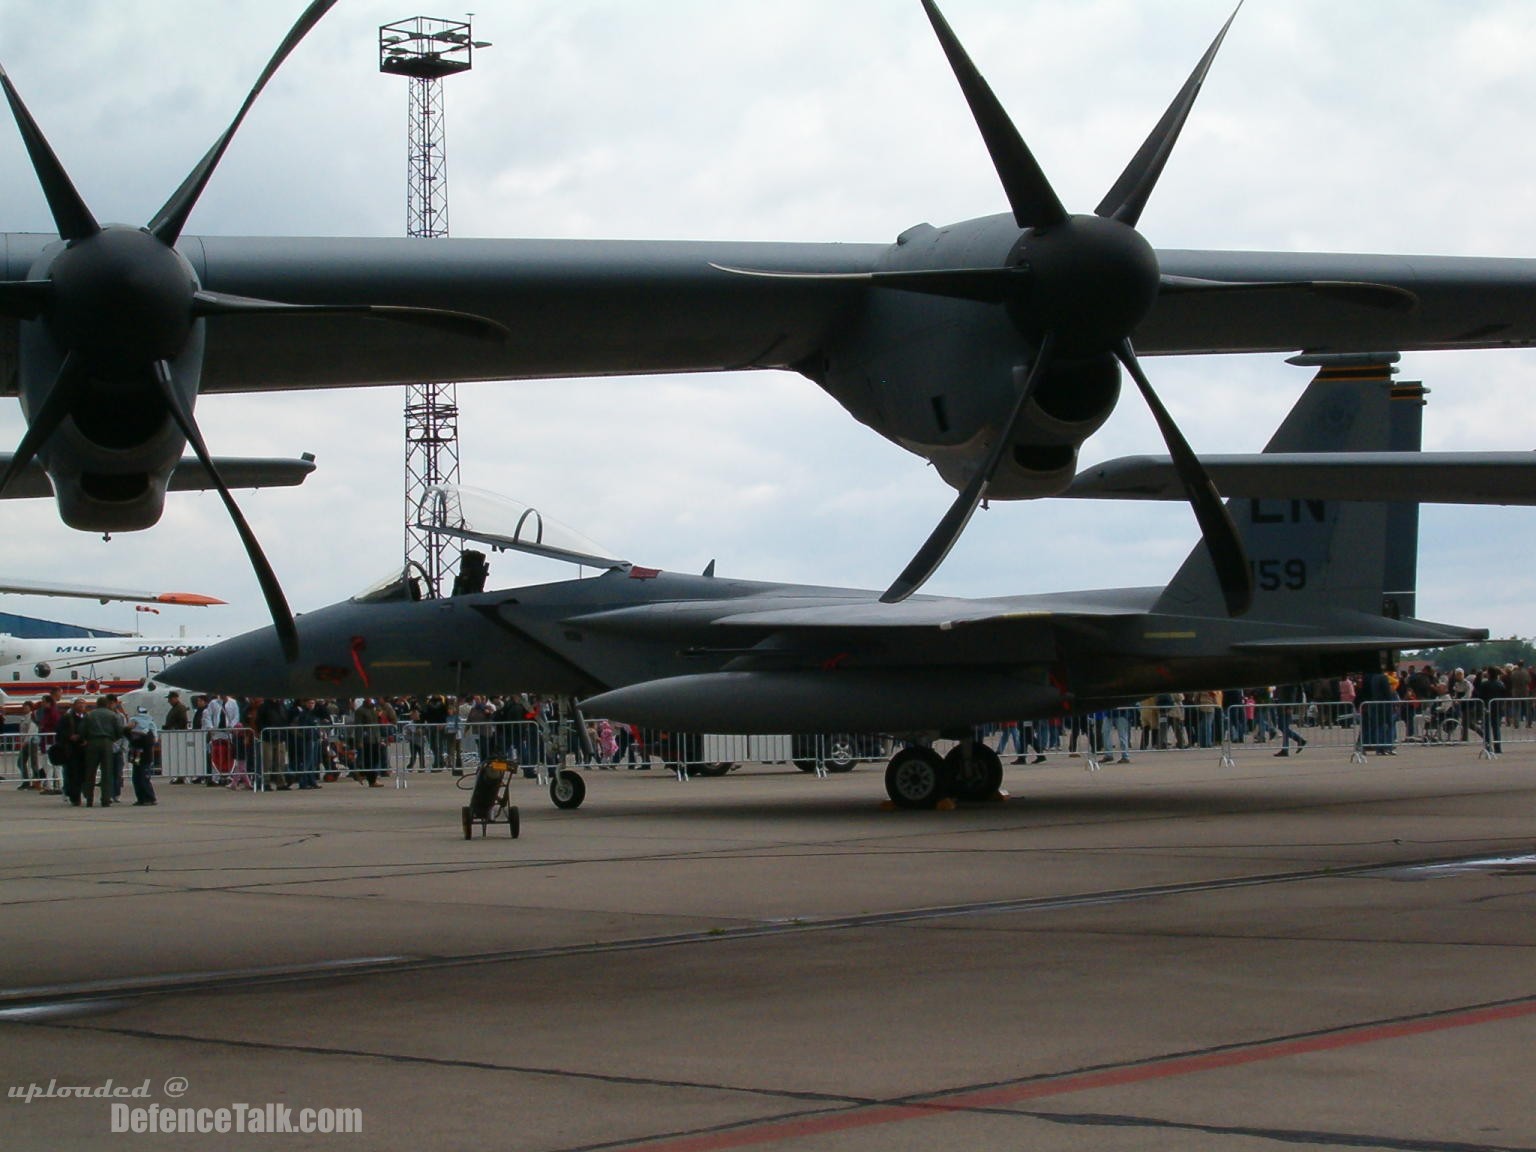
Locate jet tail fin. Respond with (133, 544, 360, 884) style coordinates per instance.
(1153, 354, 1421, 621)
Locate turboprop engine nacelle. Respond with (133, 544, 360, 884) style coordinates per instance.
(15, 297, 197, 533)
(918, 352, 1121, 500)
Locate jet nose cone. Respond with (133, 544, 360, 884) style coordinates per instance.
(166, 628, 292, 696)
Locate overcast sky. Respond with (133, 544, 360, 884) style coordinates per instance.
(0, 0, 1533, 647)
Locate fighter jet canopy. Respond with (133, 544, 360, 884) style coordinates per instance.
(416, 485, 628, 571)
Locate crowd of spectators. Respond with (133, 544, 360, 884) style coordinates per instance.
(990, 662, 1532, 762)
(13, 690, 160, 806)
(9, 661, 1531, 803)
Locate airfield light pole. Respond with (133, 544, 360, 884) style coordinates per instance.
(379, 16, 490, 598)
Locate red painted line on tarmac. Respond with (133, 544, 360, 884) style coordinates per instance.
(624, 996, 1536, 1152)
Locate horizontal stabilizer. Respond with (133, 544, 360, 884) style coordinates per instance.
(1230, 617, 1487, 653)
(1063, 452, 1536, 504)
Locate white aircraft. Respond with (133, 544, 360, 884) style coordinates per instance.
(0, 580, 224, 709)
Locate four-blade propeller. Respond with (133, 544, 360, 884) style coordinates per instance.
(0, 0, 507, 662)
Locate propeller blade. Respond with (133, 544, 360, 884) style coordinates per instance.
(149, 0, 339, 246)
(920, 0, 1067, 231)
(1158, 275, 1417, 314)
(0, 63, 99, 240)
(0, 279, 52, 320)
(1095, 4, 1240, 227)
(191, 290, 509, 342)
(882, 335, 1057, 604)
(0, 351, 90, 498)
(1115, 339, 1252, 616)
(150, 360, 300, 661)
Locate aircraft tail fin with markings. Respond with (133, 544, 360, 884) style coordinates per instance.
(1153, 356, 1419, 621)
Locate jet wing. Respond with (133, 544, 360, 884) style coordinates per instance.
(0, 454, 317, 498)
(0, 579, 224, 606)
(707, 589, 1156, 630)
(1062, 452, 1536, 505)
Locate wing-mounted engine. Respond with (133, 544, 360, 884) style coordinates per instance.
(0, 1, 506, 662)
(16, 288, 203, 531)
(814, 216, 1122, 501)
(726, 2, 1408, 611)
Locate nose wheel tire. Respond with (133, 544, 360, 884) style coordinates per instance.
(884, 746, 949, 809)
(549, 770, 586, 810)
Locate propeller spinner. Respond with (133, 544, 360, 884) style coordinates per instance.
(0, 1, 506, 662)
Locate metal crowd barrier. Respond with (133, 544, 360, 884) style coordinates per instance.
(1484, 697, 1536, 751)
(0, 730, 61, 792)
(152, 721, 897, 792)
(1220, 698, 1523, 764)
(8, 696, 1528, 797)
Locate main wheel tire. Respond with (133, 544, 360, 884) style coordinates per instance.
(885, 747, 948, 809)
(688, 761, 734, 778)
(944, 744, 1004, 802)
(460, 805, 473, 840)
(507, 805, 520, 838)
(793, 759, 818, 774)
(549, 771, 586, 810)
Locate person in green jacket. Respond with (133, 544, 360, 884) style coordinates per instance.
(80, 696, 126, 808)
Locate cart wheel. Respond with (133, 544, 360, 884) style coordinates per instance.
(507, 805, 520, 838)
(460, 805, 473, 841)
(549, 771, 586, 810)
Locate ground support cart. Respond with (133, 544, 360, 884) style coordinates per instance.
(460, 759, 520, 839)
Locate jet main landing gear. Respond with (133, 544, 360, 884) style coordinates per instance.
(883, 741, 1005, 809)
(945, 743, 1003, 803)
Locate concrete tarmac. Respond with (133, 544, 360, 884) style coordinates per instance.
(2, 742, 1534, 1150)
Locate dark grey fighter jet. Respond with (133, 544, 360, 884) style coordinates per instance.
(5, 2, 1536, 648)
(168, 371, 1499, 809)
